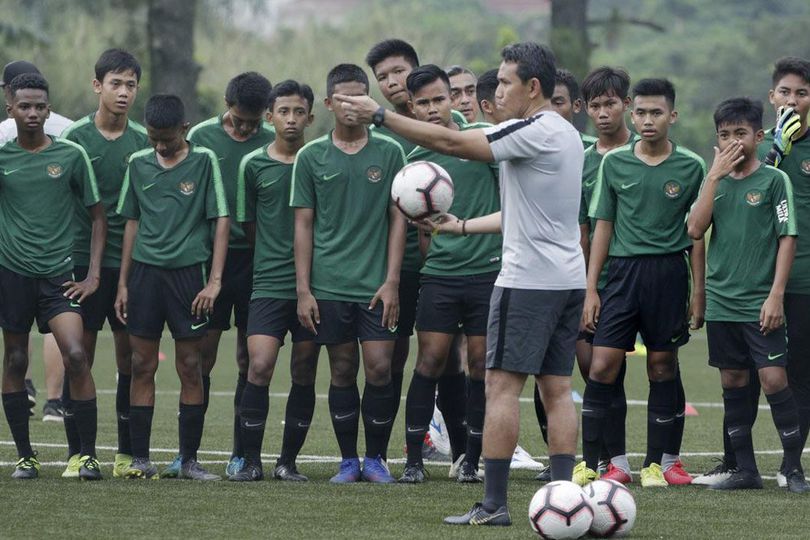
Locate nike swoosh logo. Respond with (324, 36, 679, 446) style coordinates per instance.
(468, 429, 483, 436)
(296, 422, 310, 428)
(728, 428, 740, 436)
(407, 427, 423, 433)
(143, 182, 158, 191)
(244, 421, 264, 428)
(655, 417, 672, 424)
(782, 428, 799, 437)
(3, 168, 22, 175)
(219, 157, 226, 161)
(119, 415, 130, 421)
(581, 408, 593, 414)
(333, 412, 355, 420)
(259, 180, 278, 189)
(323, 172, 340, 181)
(768, 352, 784, 360)
(371, 419, 391, 425)
(191, 321, 207, 330)
(471, 511, 507, 525)
(69, 301, 81, 308)
(714, 193, 726, 201)
(621, 182, 639, 189)
(90, 156, 102, 162)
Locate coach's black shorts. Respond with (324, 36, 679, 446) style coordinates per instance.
(0, 265, 81, 334)
(398, 270, 420, 338)
(209, 248, 253, 332)
(246, 297, 316, 344)
(127, 262, 208, 340)
(314, 300, 398, 345)
(416, 272, 497, 336)
(486, 286, 585, 376)
(592, 253, 690, 352)
(73, 265, 126, 332)
(707, 321, 788, 370)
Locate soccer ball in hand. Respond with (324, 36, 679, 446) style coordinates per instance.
(528, 480, 594, 539)
(391, 160, 454, 220)
(584, 479, 636, 537)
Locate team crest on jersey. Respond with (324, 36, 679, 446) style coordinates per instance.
(47, 163, 63, 178)
(366, 165, 383, 183)
(663, 180, 682, 199)
(178, 181, 196, 196)
(801, 159, 810, 176)
(745, 190, 763, 206)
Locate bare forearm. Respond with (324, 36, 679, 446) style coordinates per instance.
(580, 224, 591, 271)
(687, 178, 719, 239)
(689, 238, 706, 293)
(587, 220, 612, 291)
(118, 220, 137, 287)
(87, 205, 108, 280)
(385, 206, 406, 283)
(209, 217, 229, 284)
(771, 236, 796, 297)
(294, 209, 314, 294)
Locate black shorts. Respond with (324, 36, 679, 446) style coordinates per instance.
(398, 270, 420, 337)
(73, 265, 126, 332)
(314, 300, 398, 345)
(0, 266, 81, 334)
(707, 321, 788, 370)
(593, 253, 690, 352)
(209, 248, 253, 331)
(486, 287, 585, 376)
(126, 262, 208, 340)
(416, 272, 497, 336)
(246, 297, 316, 344)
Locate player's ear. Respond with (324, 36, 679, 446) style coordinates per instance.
(324, 97, 333, 112)
(530, 78, 542, 99)
(755, 128, 765, 143)
(622, 96, 631, 110)
(92, 79, 102, 95)
(768, 89, 776, 107)
(669, 110, 678, 124)
(180, 122, 190, 137)
(573, 98, 582, 114)
(306, 112, 314, 126)
(408, 98, 414, 115)
(265, 109, 273, 122)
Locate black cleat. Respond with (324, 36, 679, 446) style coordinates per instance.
(273, 463, 307, 482)
(179, 459, 221, 481)
(398, 464, 427, 484)
(229, 462, 264, 482)
(444, 502, 512, 526)
(785, 468, 810, 494)
(457, 460, 482, 483)
(709, 469, 763, 490)
(11, 455, 40, 479)
(534, 466, 552, 482)
(79, 456, 103, 481)
(125, 457, 158, 480)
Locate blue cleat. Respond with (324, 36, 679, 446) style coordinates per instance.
(330, 458, 361, 484)
(361, 455, 396, 484)
(226, 456, 245, 478)
(160, 455, 182, 479)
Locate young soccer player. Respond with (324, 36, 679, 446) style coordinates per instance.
(475, 69, 504, 124)
(398, 65, 501, 484)
(551, 68, 597, 148)
(115, 94, 229, 481)
(446, 65, 479, 123)
(687, 97, 808, 493)
(229, 80, 320, 482)
(59, 49, 148, 479)
(582, 78, 705, 488)
(0, 73, 105, 480)
(291, 64, 407, 484)
(184, 72, 275, 478)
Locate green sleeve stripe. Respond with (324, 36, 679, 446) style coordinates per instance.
(464, 121, 493, 129)
(261, 122, 276, 135)
(674, 145, 708, 174)
(128, 119, 148, 135)
(60, 114, 92, 139)
(771, 166, 798, 236)
(370, 131, 407, 164)
(60, 138, 100, 202)
(237, 147, 264, 222)
(116, 166, 132, 215)
(128, 147, 154, 163)
(194, 146, 228, 216)
(187, 116, 220, 140)
(290, 135, 329, 206)
(588, 146, 629, 218)
(406, 146, 425, 161)
(450, 109, 467, 125)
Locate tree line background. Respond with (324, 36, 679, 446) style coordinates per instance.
(2, 0, 810, 159)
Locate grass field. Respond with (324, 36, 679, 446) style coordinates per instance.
(1, 329, 809, 539)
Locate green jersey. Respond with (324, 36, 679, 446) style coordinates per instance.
(188, 115, 275, 250)
(581, 133, 598, 149)
(0, 137, 100, 277)
(759, 130, 810, 293)
(705, 164, 796, 322)
(62, 114, 149, 267)
(590, 141, 706, 256)
(408, 122, 501, 275)
(290, 129, 407, 302)
(237, 145, 296, 300)
(116, 143, 228, 268)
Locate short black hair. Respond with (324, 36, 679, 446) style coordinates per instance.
(95, 48, 142, 82)
(326, 63, 368, 98)
(476, 68, 499, 106)
(581, 66, 631, 103)
(366, 39, 419, 72)
(225, 72, 272, 114)
(772, 56, 810, 87)
(713, 97, 763, 131)
(406, 64, 450, 95)
(144, 94, 185, 129)
(446, 65, 475, 79)
(500, 42, 556, 99)
(632, 78, 676, 108)
(555, 68, 580, 101)
(8, 72, 48, 99)
(268, 79, 315, 112)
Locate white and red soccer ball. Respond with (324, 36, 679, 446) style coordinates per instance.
(528, 480, 594, 539)
(391, 160, 454, 220)
(584, 479, 637, 538)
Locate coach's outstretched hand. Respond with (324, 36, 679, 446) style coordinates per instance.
(413, 213, 462, 235)
(333, 94, 380, 124)
(62, 274, 100, 304)
(370, 280, 399, 330)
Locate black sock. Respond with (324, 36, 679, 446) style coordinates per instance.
(404, 371, 438, 467)
(666, 369, 686, 456)
(645, 379, 677, 467)
(329, 384, 359, 459)
(179, 403, 204, 463)
(239, 382, 269, 463)
(605, 362, 628, 459)
(232, 373, 247, 458)
(550, 453, 577, 481)
(481, 458, 511, 512)
(437, 370, 467, 462)
(278, 383, 315, 466)
(766, 387, 803, 472)
(582, 378, 612, 469)
(72, 398, 98, 458)
(381, 371, 404, 461)
(465, 378, 485, 468)
(129, 405, 154, 460)
(2, 391, 33, 458)
(362, 381, 395, 459)
(116, 372, 132, 455)
(533, 384, 549, 445)
(62, 378, 81, 457)
(202, 375, 211, 414)
(723, 386, 757, 474)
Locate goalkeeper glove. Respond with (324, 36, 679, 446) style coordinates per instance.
(764, 106, 802, 167)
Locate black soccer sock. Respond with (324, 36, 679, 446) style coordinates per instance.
(116, 372, 132, 455)
(723, 386, 757, 474)
(404, 371, 438, 467)
(72, 398, 98, 458)
(533, 383, 549, 445)
(381, 370, 404, 461)
(232, 373, 247, 458)
(362, 381, 396, 459)
(465, 378, 485, 468)
(61, 377, 81, 457)
(481, 458, 511, 512)
(582, 378, 613, 469)
(239, 382, 269, 463)
(329, 384, 360, 460)
(179, 402, 205, 463)
(129, 405, 154, 460)
(437, 370, 467, 462)
(666, 369, 686, 456)
(2, 391, 33, 458)
(278, 383, 315, 466)
(550, 453, 577, 481)
(766, 387, 804, 472)
(644, 379, 677, 467)
(202, 374, 211, 414)
(604, 361, 628, 459)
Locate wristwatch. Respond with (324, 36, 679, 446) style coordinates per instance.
(372, 106, 386, 127)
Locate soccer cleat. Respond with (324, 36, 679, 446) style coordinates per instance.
(511, 444, 544, 471)
(709, 469, 763, 490)
(421, 432, 451, 462)
(124, 457, 158, 480)
(226, 456, 245, 477)
(663, 460, 693, 485)
(330, 458, 361, 484)
(444, 502, 512, 526)
(601, 463, 633, 484)
(179, 459, 221, 481)
(62, 454, 81, 478)
(79, 456, 103, 481)
(457, 460, 482, 483)
(597, 459, 610, 475)
(572, 460, 598, 486)
(361, 455, 396, 483)
(42, 399, 65, 422)
(534, 466, 552, 482)
(273, 463, 308, 482)
(784, 468, 810, 494)
(229, 461, 264, 482)
(398, 463, 427, 484)
(640, 463, 668, 487)
(692, 458, 736, 486)
(11, 455, 40, 479)
(113, 454, 133, 479)
(160, 455, 182, 478)
(776, 470, 787, 488)
(449, 453, 466, 478)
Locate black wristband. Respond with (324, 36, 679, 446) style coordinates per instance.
(372, 106, 386, 127)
